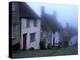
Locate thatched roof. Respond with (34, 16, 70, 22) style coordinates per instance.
(41, 13, 63, 32)
(9, 1, 40, 19)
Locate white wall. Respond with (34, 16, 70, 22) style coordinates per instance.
(69, 35, 77, 46)
(51, 33, 54, 46)
(55, 32, 60, 46)
(21, 18, 41, 49)
(51, 31, 60, 46)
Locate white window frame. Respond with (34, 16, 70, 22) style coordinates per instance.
(12, 26, 16, 40)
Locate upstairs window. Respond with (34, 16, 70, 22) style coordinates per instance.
(34, 20, 37, 27)
(12, 2, 16, 11)
(26, 20, 30, 28)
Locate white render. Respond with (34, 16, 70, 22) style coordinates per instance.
(51, 33, 54, 46)
(69, 35, 77, 46)
(55, 32, 60, 46)
(51, 31, 60, 46)
(21, 18, 41, 49)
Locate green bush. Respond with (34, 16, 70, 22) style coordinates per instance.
(29, 47, 34, 50)
(47, 43, 52, 49)
(12, 43, 20, 50)
(39, 41, 45, 49)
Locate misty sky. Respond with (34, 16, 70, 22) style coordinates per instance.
(27, 2, 78, 28)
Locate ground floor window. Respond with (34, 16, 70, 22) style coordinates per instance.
(30, 33, 35, 42)
(12, 26, 16, 40)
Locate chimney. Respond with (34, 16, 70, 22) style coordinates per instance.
(41, 6, 45, 17)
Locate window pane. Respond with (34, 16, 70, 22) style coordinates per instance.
(22, 19, 26, 28)
(12, 2, 15, 11)
(26, 20, 30, 27)
(30, 33, 35, 42)
(12, 26, 16, 40)
(34, 20, 37, 27)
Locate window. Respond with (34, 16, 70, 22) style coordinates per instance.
(26, 20, 30, 27)
(34, 20, 37, 27)
(22, 19, 26, 28)
(12, 26, 16, 40)
(12, 2, 16, 11)
(30, 33, 35, 42)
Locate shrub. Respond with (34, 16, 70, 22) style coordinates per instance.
(12, 43, 20, 50)
(47, 43, 52, 49)
(29, 47, 34, 50)
(39, 41, 45, 49)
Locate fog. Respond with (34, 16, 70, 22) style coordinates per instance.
(27, 2, 78, 28)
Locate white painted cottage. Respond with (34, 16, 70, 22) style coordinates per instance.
(21, 18, 41, 49)
(51, 31, 60, 47)
(69, 35, 78, 47)
(41, 6, 63, 48)
(10, 2, 41, 50)
(19, 2, 41, 50)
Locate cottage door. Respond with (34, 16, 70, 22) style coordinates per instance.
(23, 33, 27, 49)
(53, 37, 55, 47)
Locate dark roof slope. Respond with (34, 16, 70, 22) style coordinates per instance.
(41, 13, 63, 32)
(9, 1, 40, 19)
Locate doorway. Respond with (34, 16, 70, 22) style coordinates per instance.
(53, 37, 55, 47)
(23, 33, 27, 49)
